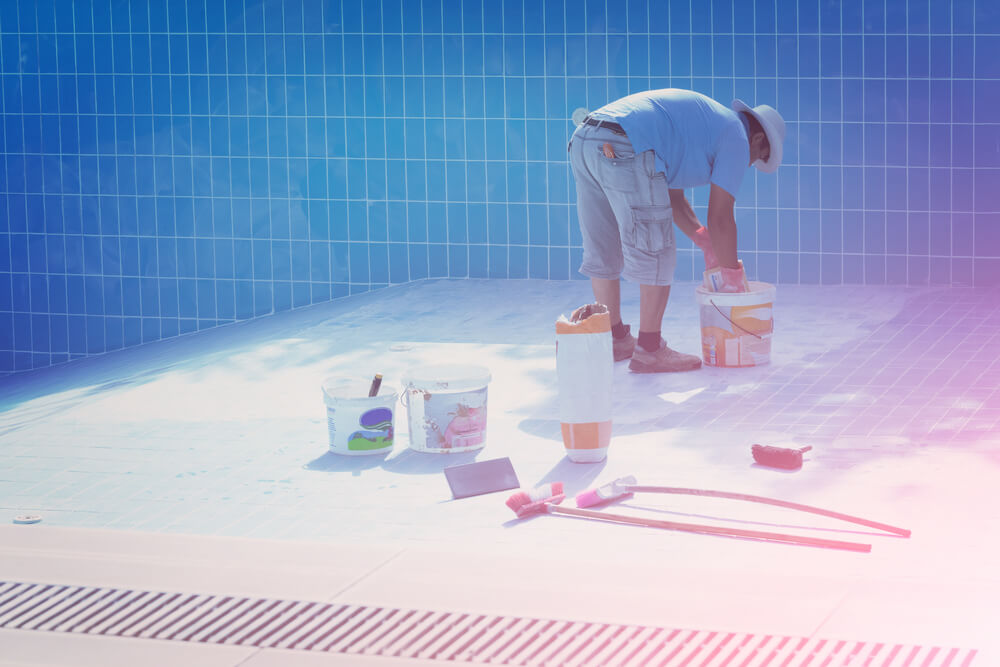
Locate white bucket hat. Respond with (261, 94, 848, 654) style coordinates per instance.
(731, 99, 785, 173)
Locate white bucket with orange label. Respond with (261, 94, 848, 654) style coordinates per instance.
(696, 282, 775, 367)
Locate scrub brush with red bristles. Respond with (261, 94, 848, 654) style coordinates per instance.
(505, 482, 565, 518)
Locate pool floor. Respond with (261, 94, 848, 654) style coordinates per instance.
(1, 278, 998, 665)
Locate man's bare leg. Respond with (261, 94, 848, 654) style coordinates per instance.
(638, 283, 671, 344)
(591, 277, 622, 325)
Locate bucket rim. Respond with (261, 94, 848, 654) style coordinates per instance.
(696, 280, 775, 306)
(401, 363, 492, 391)
(321, 376, 399, 401)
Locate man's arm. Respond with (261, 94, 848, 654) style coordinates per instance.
(706, 183, 738, 269)
(667, 188, 701, 241)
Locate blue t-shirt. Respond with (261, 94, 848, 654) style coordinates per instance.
(594, 89, 749, 198)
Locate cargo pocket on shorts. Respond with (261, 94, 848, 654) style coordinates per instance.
(628, 206, 672, 253)
(595, 147, 637, 192)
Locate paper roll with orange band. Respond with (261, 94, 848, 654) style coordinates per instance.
(556, 304, 614, 463)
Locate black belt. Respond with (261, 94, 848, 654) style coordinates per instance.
(583, 116, 626, 136)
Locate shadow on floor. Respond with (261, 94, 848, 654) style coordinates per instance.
(303, 451, 389, 472)
(533, 455, 609, 496)
(304, 447, 485, 475)
(380, 448, 482, 475)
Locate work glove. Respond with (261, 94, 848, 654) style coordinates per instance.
(717, 266, 749, 293)
(692, 226, 718, 270)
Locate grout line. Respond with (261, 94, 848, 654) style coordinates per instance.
(327, 548, 407, 602)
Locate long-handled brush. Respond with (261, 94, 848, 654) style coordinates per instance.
(506, 483, 872, 553)
(575, 475, 911, 538)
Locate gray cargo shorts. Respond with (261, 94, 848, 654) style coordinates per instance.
(568, 121, 675, 286)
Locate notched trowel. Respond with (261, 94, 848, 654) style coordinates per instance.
(444, 457, 520, 499)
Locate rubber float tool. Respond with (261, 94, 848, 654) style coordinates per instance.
(575, 475, 911, 538)
(506, 483, 873, 552)
(444, 457, 520, 499)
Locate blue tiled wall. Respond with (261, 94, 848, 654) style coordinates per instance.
(1, 0, 998, 372)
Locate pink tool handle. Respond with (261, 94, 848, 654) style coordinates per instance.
(546, 504, 871, 553)
(626, 485, 910, 538)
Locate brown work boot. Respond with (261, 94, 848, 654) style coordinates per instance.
(612, 325, 636, 362)
(629, 338, 702, 373)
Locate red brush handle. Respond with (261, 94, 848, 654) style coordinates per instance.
(626, 485, 910, 538)
(546, 504, 871, 553)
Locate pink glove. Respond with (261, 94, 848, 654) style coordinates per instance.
(692, 227, 718, 270)
(718, 266, 749, 293)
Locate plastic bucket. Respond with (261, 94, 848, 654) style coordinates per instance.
(321, 377, 398, 455)
(402, 364, 491, 453)
(695, 281, 776, 368)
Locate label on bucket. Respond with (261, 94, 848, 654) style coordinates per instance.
(328, 404, 394, 453)
(700, 300, 773, 367)
(408, 387, 488, 453)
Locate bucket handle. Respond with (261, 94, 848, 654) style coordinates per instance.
(710, 300, 764, 340)
(400, 386, 428, 410)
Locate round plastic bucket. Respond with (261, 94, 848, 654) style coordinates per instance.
(695, 281, 776, 368)
(402, 364, 491, 453)
(321, 377, 398, 455)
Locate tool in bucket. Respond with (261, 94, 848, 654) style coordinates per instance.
(368, 373, 383, 397)
(506, 483, 873, 552)
(574, 475, 911, 538)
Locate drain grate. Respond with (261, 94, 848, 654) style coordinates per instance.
(0, 580, 978, 665)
